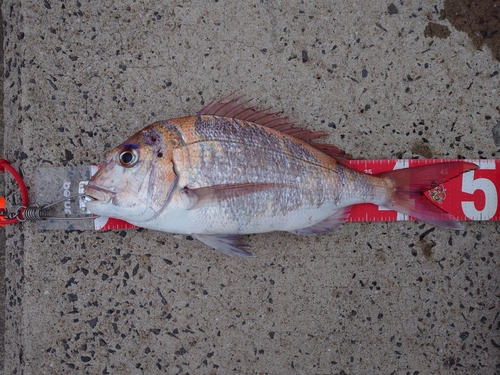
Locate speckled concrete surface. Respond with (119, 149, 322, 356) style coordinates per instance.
(0, 5, 5, 374)
(2, 0, 499, 374)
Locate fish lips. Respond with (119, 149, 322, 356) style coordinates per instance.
(84, 184, 115, 205)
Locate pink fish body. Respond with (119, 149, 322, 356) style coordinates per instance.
(85, 97, 477, 256)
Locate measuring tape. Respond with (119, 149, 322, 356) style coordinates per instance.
(345, 158, 499, 223)
(94, 158, 499, 230)
(1, 159, 498, 229)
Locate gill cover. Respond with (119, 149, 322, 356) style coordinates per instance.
(138, 124, 180, 218)
(85, 122, 180, 223)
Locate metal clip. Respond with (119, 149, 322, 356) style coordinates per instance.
(9, 194, 96, 222)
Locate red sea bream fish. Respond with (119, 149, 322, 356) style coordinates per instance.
(84, 97, 478, 256)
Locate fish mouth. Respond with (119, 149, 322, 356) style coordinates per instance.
(84, 184, 115, 204)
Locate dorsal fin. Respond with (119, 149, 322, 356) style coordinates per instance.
(198, 95, 328, 143)
(310, 143, 353, 161)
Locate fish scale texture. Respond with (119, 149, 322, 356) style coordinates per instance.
(86, 114, 385, 237)
(2, 1, 499, 374)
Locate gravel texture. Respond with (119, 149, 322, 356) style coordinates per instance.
(2, 0, 499, 374)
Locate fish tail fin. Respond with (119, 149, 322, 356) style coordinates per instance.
(377, 161, 478, 229)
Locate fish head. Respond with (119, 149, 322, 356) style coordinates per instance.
(84, 122, 180, 223)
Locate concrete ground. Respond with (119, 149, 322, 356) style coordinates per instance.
(2, 0, 499, 374)
(0, 3, 5, 373)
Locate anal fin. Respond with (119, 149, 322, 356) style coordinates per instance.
(192, 234, 254, 257)
(289, 206, 352, 235)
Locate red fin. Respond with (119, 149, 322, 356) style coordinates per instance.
(289, 206, 352, 235)
(192, 234, 254, 257)
(199, 96, 328, 143)
(182, 182, 283, 210)
(309, 143, 353, 161)
(378, 162, 478, 229)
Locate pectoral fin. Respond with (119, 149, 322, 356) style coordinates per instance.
(192, 234, 254, 257)
(182, 182, 282, 210)
(289, 206, 352, 235)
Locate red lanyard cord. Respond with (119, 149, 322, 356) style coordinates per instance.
(0, 158, 30, 225)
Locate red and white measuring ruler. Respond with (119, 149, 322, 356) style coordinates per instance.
(94, 159, 499, 231)
(346, 158, 499, 223)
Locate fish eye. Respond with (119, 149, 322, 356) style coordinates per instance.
(118, 149, 139, 167)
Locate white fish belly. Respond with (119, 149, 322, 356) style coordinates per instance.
(139, 192, 364, 235)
